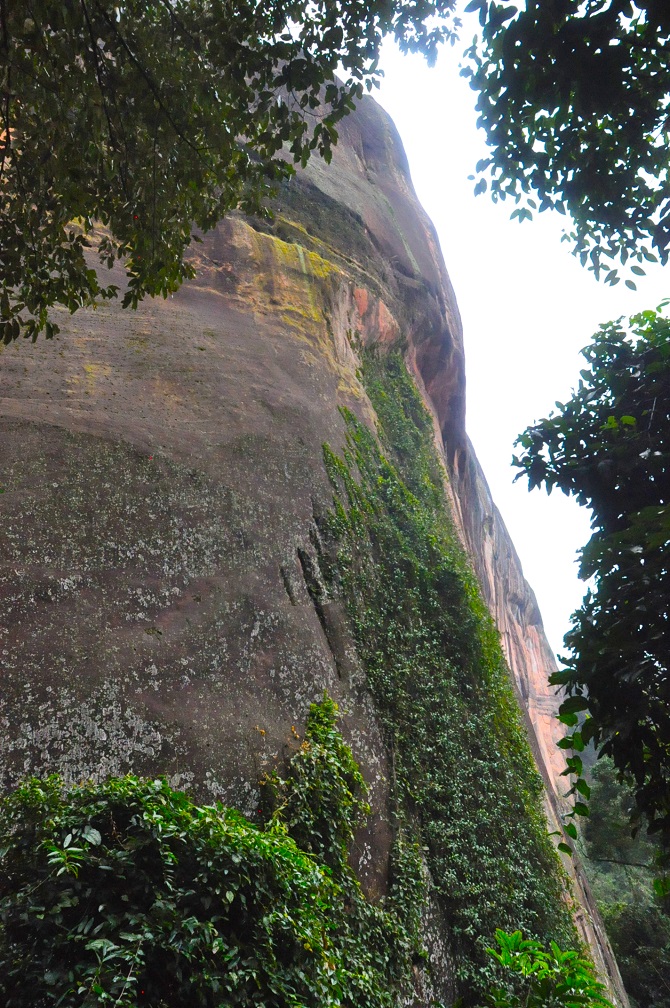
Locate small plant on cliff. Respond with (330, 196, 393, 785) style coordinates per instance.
(0, 695, 421, 1007)
(483, 930, 613, 1008)
(263, 693, 369, 874)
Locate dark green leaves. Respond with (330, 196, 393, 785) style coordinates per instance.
(463, 0, 670, 276)
(0, 698, 421, 1008)
(558, 696, 590, 716)
(653, 876, 670, 900)
(515, 307, 670, 854)
(0, 0, 460, 343)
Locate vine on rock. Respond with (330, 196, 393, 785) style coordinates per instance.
(317, 349, 575, 1000)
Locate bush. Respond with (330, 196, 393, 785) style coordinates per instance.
(0, 696, 416, 1008)
(484, 929, 613, 1008)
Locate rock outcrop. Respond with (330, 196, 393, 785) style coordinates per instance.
(0, 95, 626, 1003)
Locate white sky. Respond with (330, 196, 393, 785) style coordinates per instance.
(375, 38, 669, 657)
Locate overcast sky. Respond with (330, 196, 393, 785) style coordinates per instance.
(375, 37, 669, 656)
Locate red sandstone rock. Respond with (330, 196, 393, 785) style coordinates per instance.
(0, 94, 626, 1004)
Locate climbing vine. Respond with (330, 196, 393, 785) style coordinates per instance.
(317, 349, 575, 1000)
(0, 696, 420, 1008)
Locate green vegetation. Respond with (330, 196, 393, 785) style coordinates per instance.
(581, 759, 670, 1008)
(0, 0, 459, 344)
(8, 0, 670, 342)
(464, 0, 670, 280)
(0, 696, 421, 1007)
(515, 299, 670, 993)
(0, 349, 608, 1006)
(316, 349, 574, 1000)
(514, 308, 670, 857)
(483, 929, 613, 1008)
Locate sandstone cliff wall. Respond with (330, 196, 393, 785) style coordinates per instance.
(0, 94, 625, 1003)
(450, 444, 627, 999)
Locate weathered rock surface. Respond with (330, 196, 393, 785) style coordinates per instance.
(0, 95, 624, 1002)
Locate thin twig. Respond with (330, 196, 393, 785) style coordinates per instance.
(91, 0, 204, 158)
(80, 0, 119, 156)
(112, 938, 143, 1006)
(0, 0, 11, 180)
(585, 854, 654, 869)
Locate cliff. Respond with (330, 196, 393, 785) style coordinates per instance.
(0, 95, 625, 1003)
(452, 446, 626, 997)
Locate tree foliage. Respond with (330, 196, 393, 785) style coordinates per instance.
(463, 0, 670, 280)
(0, 696, 422, 1007)
(514, 307, 670, 851)
(484, 929, 613, 1008)
(583, 758, 659, 871)
(0, 0, 458, 343)
(581, 759, 670, 1008)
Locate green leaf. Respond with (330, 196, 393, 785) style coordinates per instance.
(559, 696, 590, 715)
(82, 826, 102, 846)
(653, 876, 670, 899)
(574, 779, 591, 799)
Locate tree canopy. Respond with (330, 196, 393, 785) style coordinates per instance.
(514, 307, 670, 853)
(0, 0, 458, 343)
(6, 0, 670, 341)
(464, 0, 670, 282)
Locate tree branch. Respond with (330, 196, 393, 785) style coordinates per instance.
(90, 0, 204, 159)
(80, 0, 119, 152)
(585, 855, 654, 869)
(0, 0, 11, 180)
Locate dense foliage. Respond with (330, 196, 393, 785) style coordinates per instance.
(318, 349, 574, 1001)
(514, 309, 670, 852)
(464, 0, 670, 280)
(484, 929, 613, 1008)
(0, 696, 422, 1007)
(581, 759, 670, 1008)
(0, 0, 458, 344)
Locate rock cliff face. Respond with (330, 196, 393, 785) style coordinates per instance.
(0, 95, 625, 1002)
(452, 448, 626, 999)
